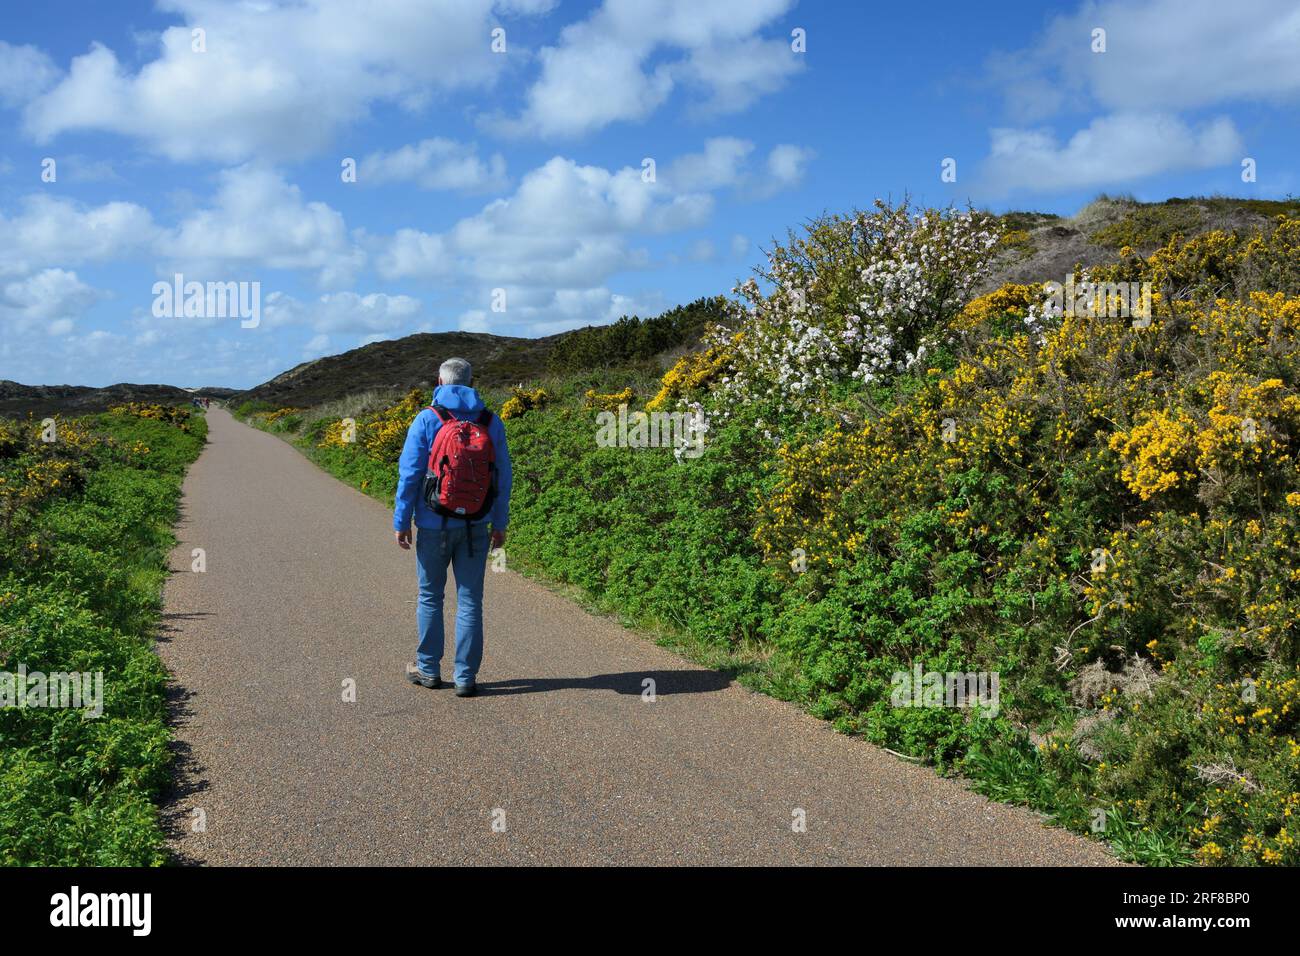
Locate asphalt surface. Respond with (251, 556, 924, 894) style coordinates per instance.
(158, 407, 1118, 865)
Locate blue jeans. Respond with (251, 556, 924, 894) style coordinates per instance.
(415, 523, 490, 685)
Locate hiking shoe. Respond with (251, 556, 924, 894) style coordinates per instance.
(454, 682, 477, 697)
(406, 665, 441, 689)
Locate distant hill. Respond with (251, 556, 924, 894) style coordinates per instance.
(0, 381, 239, 418)
(233, 297, 724, 409)
(233, 330, 566, 409)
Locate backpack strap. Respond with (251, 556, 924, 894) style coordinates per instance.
(429, 405, 491, 427)
(476, 409, 497, 475)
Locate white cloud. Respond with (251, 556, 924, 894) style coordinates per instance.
(263, 290, 423, 339)
(975, 0, 1294, 199)
(63, 327, 284, 388)
(992, 0, 1300, 121)
(765, 143, 813, 188)
(503, 38, 675, 138)
(0, 194, 159, 277)
(303, 334, 332, 359)
(457, 287, 666, 335)
(59, 154, 122, 183)
(737, 142, 816, 199)
(493, 0, 800, 137)
(359, 139, 508, 193)
(376, 155, 713, 286)
(0, 268, 101, 334)
(457, 309, 491, 333)
(678, 34, 802, 116)
(519, 287, 668, 334)
(163, 166, 364, 287)
(21, 0, 556, 161)
(377, 229, 454, 282)
(979, 112, 1244, 196)
(367, 142, 801, 333)
(689, 239, 716, 262)
(666, 137, 754, 191)
(0, 41, 59, 107)
(666, 138, 812, 197)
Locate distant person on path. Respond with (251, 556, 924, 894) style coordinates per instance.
(394, 357, 511, 697)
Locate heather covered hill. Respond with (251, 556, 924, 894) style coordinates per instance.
(0, 381, 237, 418)
(234, 331, 562, 409)
(233, 297, 726, 410)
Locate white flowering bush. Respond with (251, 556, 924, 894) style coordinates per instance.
(708, 199, 1003, 434)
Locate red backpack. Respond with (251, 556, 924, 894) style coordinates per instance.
(422, 405, 498, 528)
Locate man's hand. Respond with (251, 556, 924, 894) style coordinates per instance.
(490, 528, 506, 551)
(395, 528, 412, 550)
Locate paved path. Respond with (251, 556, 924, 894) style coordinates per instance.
(158, 407, 1117, 865)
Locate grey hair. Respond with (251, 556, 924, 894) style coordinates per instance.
(439, 357, 472, 385)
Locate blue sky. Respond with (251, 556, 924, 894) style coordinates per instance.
(1, 0, 1297, 388)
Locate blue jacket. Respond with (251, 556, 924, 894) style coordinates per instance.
(393, 384, 512, 532)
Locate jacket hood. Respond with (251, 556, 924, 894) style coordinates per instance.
(431, 384, 485, 415)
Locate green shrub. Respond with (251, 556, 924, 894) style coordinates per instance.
(547, 297, 727, 372)
(0, 408, 204, 865)
(233, 399, 275, 419)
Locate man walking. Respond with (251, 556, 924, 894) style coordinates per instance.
(394, 358, 511, 697)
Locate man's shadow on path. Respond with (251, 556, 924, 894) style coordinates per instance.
(159, 681, 211, 866)
(476, 668, 734, 697)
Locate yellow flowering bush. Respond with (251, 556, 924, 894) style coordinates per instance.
(0, 420, 23, 459)
(1092, 216, 1300, 301)
(1, 404, 200, 533)
(952, 283, 1038, 332)
(315, 388, 427, 461)
(999, 228, 1033, 257)
(500, 387, 549, 420)
(107, 402, 196, 431)
(263, 407, 300, 425)
(1109, 409, 1198, 499)
(361, 389, 427, 459)
(749, 217, 1300, 864)
(317, 417, 352, 449)
(584, 387, 635, 411)
(646, 336, 737, 412)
